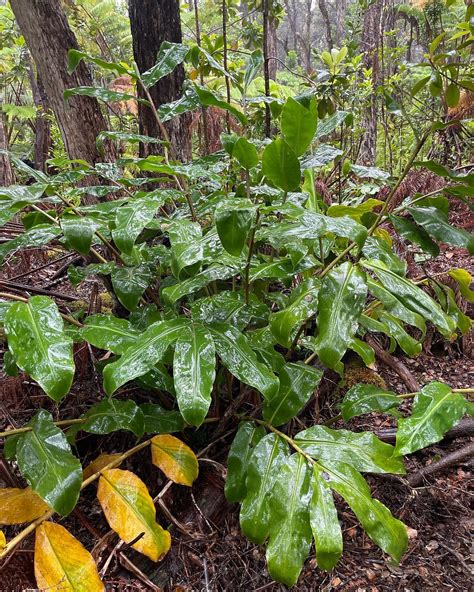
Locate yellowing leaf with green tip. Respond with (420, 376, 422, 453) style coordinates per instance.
(35, 521, 104, 592)
(83, 453, 122, 480)
(97, 469, 170, 562)
(0, 487, 50, 524)
(0, 530, 5, 551)
(151, 434, 199, 486)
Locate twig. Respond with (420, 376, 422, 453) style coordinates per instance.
(407, 441, 474, 487)
(0, 291, 83, 328)
(366, 335, 420, 392)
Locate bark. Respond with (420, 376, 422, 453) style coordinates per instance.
(359, 0, 383, 166)
(128, 0, 191, 161)
(0, 116, 14, 186)
(267, 16, 278, 80)
(335, 0, 348, 46)
(318, 0, 334, 49)
(27, 57, 51, 173)
(10, 0, 113, 166)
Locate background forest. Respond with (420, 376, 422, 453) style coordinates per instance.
(0, 0, 473, 591)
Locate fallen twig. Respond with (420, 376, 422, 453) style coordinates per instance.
(407, 441, 474, 487)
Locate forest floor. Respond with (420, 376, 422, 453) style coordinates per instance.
(0, 202, 473, 592)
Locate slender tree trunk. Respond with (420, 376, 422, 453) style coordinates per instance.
(10, 0, 114, 166)
(0, 115, 14, 186)
(129, 0, 191, 161)
(335, 0, 347, 46)
(267, 16, 278, 80)
(27, 57, 51, 173)
(318, 0, 333, 49)
(359, 0, 383, 166)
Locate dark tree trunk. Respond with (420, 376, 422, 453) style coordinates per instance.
(129, 0, 191, 161)
(10, 0, 114, 166)
(27, 58, 51, 173)
(318, 0, 334, 49)
(359, 0, 383, 166)
(0, 115, 14, 187)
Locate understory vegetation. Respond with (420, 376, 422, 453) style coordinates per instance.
(0, 0, 473, 589)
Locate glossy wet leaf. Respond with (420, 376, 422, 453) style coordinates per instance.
(320, 461, 408, 562)
(5, 296, 75, 401)
(208, 323, 279, 400)
(295, 425, 405, 474)
(409, 206, 474, 254)
(83, 453, 123, 480)
(232, 137, 259, 169)
(151, 434, 199, 486)
(300, 144, 343, 169)
(81, 314, 139, 355)
(313, 262, 367, 372)
(103, 319, 187, 395)
(15, 410, 82, 516)
(262, 138, 301, 192)
(98, 469, 171, 561)
(0, 224, 61, 264)
(389, 215, 439, 258)
(215, 198, 256, 256)
(194, 84, 247, 125)
(35, 522, 104, 592)
(225, 422, 266, 503)
(111, 264, 153, 311)
(394, 382, 469, 456)
(449, 268, 474, 302)
(141, 41, 189, 88)
(348, 338, 375, 367)
(61, 215, 97, 255)
(263, 362, 323, 426)
(162, 265, 236, 304)
(363, 260, 456, 339)
(168, 219, 203, 278)
(362, 237, 406, 276)
(141, 404, 185, 435)
(342, 383, 401, 421)
(240, 433, 290, 544)
(310, 465, 343, 570)
(112, 196, 162, 255)
(266, 454, 312, 586)
(173, 324, 216, 427)
(281, 96, 317, 156)
(81, 399, 145, 437)
(191, 291, 266, 330)
(64, 86, 141, 104)
(0, 487, 50, 524)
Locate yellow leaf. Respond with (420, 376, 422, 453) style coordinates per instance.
(0, 530, 6, 551)
(151, 434, 199, 486)
(97, 469, 170, 562)
(0, 487, 50, 524)
(83, 453, 122, 479)
(35, 521, 104, 592)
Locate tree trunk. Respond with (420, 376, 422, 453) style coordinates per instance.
(267, 17, 278, 80)
(318, 0, 333, 49)
(128, 0, 191, 162)
(0, 115, 14, 187)
(10, 0, 113, 166)
(27, 57, 51, 173)
(335, 0, 347, 46)
(359, 0, 383, 166)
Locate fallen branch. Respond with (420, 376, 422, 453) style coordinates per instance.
(366, 335, 420, 392)
(376, 418, 474, 444)
(407, 440, 474, 487)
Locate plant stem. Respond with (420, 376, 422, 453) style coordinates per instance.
(0, 291, 83, 327)
(244, 211, 260, 304)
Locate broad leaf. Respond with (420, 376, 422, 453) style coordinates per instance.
(81, 399, 145, 437)
(141, 41, 189, 88)
(83, 453, 123, 480)
(0, 487, 49, 524)
(295, 425, 405, 474)
(262, 138, 301, 192)
(168, 219, 203, 278)
(310, 465, 343, 570)
(313, 262, 367, 372)
(300, 144, 343, 169)
(141, 404, 185, 434)
(15, 410, 82, 516)
(103, 319, 187, 395)
(394, 382, 469, 456)
(266, 454, 312, 586)
(5, 296, 75, 401)
(342, 384, 401, 421)
(409, 206, 474, 254)
(240, 433, 290, 544)
(61, 215, 97, 256)
(173, 324, 216, 427)
(0, 224, 61, 264)
(225, 422, 266, 503)
(389, 215, 439, 258)
(112, 196, 162, 254)
(81, 314, 139, 355)
(208, 323, 279, 399)
(162, 265, 236, 304)
(281, 97, 317, 156)
(215, 198, 256, 256)
(232, 137, 259, 169)
(35, 522, 104, 592)
(98, 469, 171, 561)
(151, 434, 199, 486)
(111, 264, 153, 311)
(263, 362, 323, 426)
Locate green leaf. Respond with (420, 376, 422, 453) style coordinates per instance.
(15, 410, 82, 516)
(96, 131, 165, 153)
(350, 164, 390, 181)
(136, 363, 175, 395)
(377, 311, 422, 356)
(266, 454, 312, 586)
(281, 97, 317, 156)
(244, 49, 263, 90)
(362, 237, 406, 276)
(269, 278, 320, 348)
(320, 461, 408, 563)
(61, 215, 97, 255)
(81, 314, 139, 355)
(263, 363, 323, 426)
(394, 382, 469, 456)
(81, 399, 145, 437)
(158, 85, 200, 122)
(0, 225, 61, 264)
(445, 83, 460, 108)
(232, 137, 259, 169)
(348, 338, 375, 367)
(162, 265, 236, 304)
(111, 264, 153, 311)
(225, 422, 266, 503)
(64, 86, 142, 104)
(295, 426, 405, 474)
(315, 111, 350, 140)
(310, 465, 343, 570)
(103, 319, 187, 395)
(208, 323, 279, 400)
(141, 404, 185, 434)
(67, 49, 131, 76)
(262, 138, 301, 192)
(300, 145, 343, 170)
(449, 268, 474, 302)
(215, 199, 256, 256)
(240, 433, 290, 544)
(313, 262, 367, 372)
(362, 260, 456, 339)
(168, 219, 203, 278)
(173, 324, 216, 427)
(341, 384, 401, 421)
(112, 196, 163, 255)
(141, 41, 189, 88)
(389, 215, 439, 258)
(409, 206, 474, 255)
(4, 296, 74, 401)
(193, 84, 247, 125)
(191, 291, 266, 330)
